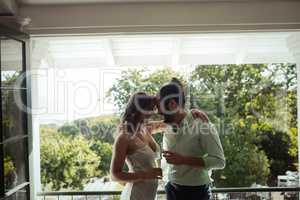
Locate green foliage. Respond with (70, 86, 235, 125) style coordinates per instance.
(87, 115, 119, 144)
(214, 131, 270, 187)
(4, 156, 17, 189)
(40, 127, 101, 190)
(191, 64, 273, 120)
(289, 128, 298, 160)
(2, 72, 20, 86)
(107, 68, 184, 145)
(90, 140, 113, 175)
(40, 63, 297, 189)
(109, 64, 297, 187)
(58, 123, 80, 137)
(258, 129, 295, 179)
(191, 63, 297, 186)
(108, 69, 144, 111)
(4, 156, 16, 177)
(59, 115, 119, 143)
(1, 72, 22, 139)
(40, 116, 117, 191)
(108, 68, 185, 111)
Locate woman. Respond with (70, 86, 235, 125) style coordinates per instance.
(110, 92, 208, 200)
(110, 92, 164, 200)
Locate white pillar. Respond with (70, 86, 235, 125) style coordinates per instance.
(29, 40, 50, 200)
(287, 33, 300, 187)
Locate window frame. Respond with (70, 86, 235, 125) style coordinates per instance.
(0, 25, 30, 200)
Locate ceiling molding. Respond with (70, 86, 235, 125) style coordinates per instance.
(28, 33, 296, 68)
(18, 0, 300, 6)
(20, 1, 300, 35)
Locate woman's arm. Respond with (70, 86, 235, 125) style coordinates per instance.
(110, 133, 162, 183)
(146, 121, 166, 134)
(191, 109, 210, 123)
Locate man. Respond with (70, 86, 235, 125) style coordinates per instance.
(157, 78, 225, 200)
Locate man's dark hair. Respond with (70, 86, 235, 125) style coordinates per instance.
(159, 78, 185, 109)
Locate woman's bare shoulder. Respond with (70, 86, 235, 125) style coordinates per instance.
(115, 127, 131, 144)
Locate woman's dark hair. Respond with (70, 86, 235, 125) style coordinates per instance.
(121, 92, 156, 135)
(159, 78, 185, 109)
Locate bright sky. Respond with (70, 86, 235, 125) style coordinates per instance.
(30, 33, 293, 124)
(37, 67, 119, 123)
(35, 64, 185, 124)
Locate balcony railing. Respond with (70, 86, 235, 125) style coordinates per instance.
(37, 187, 300, 200)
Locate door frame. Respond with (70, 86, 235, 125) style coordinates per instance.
(0, 24, 31, 200)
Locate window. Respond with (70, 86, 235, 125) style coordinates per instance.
(0, 26, 30, 200)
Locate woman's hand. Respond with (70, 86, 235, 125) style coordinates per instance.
(191, 109, 209, 123)
(142, 168, 163, 180)
(146, 121, 166, 134)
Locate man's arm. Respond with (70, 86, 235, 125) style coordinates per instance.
(199, 123, 226, 170)
(163, 123, 225, 169)
(163, 110, 225, 169)
(188, 109, 225, 169)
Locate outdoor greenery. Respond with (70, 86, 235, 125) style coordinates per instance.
(190, 64, 297, 186)
(40, 64, 297, 190)
(40, 117, 114, 190)
(2, 72, 24, 189)
(108, 68, 185, 111)
(4, 156, 17, 189)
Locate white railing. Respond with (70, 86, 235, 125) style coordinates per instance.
(37, 187, 300, 200)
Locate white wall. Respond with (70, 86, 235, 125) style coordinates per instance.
(20, 1, 300, 35)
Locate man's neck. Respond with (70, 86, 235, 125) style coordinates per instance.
(165, 109, 187, 127)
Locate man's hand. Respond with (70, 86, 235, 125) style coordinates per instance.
(163, 150, 205, 168)
(162, 150, 186, 165)
(191, 109, 209, 123)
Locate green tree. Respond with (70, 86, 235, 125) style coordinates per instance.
(74, 119, 93, 137)
(87, 115, 119, 144)
(214, 131, 270, 187)
(107, 64, 296, 187)
(289, 127, 298, 166)
(258, 128, 296, 183)
(40, 118, 116, 190)
(58, 123, 80, 137)
(108, 68, 185, 111)
(108, 68, 185, 144)
(90, 140, 113, 174)
(191, 64, 297, 186)
(40, 127, 100, 190)
(58, 116, 119, 143)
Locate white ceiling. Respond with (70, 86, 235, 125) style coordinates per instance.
(2, 32, 296, 71)
(26, 32, 296, 69)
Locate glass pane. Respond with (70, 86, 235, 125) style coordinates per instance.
(2, 89, 27, 140)
(1, 38, 25, 88)
(4, 139, 28, 191)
